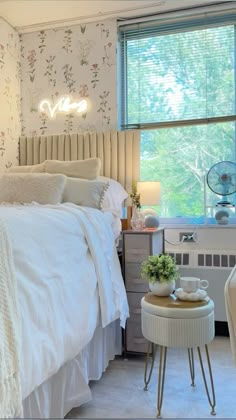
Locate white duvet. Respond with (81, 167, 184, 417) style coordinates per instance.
(0, 203, 128, 411)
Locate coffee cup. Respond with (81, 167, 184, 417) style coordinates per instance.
(180, 277, 209, 293)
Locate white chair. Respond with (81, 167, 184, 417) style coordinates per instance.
(225, 265, 236, 364)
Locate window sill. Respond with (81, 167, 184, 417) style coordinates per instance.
(159, 217, 236, 229)
(160, 223, 236, 229)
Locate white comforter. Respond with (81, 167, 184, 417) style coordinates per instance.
(0, 203, 128, 406)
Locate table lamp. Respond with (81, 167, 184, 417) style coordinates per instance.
(137, 181, 161, 228)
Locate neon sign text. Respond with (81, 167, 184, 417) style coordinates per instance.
(39, 97, 87, 118)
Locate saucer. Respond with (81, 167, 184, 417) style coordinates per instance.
(174, 288, 208, 302)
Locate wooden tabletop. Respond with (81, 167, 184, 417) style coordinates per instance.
(144, 292, 209, 308)
(123, 228, 164, 234)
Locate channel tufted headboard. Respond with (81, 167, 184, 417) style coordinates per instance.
(19, 130, 140, 192)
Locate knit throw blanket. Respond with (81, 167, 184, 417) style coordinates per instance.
(0, 218, 22, 417)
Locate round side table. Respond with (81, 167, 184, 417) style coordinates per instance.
(141, 293, 216, 418)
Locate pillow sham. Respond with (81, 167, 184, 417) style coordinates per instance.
(8, 162, 46, 173)
(0, 173, 66, 204)
(45, 158, 101, 180)
(98, 176, 128, 216)
(63, 177, 109, 209)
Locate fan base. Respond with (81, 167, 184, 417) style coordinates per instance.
(216, 201, 235, 207)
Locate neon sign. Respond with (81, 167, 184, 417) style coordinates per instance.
(39, 97, 88, 118)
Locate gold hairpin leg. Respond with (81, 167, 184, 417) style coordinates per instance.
(144, 342, 157, 391)
(197, 345, 216, 416)
(157, 346, 167, 418)
(188, 348, 195, 387)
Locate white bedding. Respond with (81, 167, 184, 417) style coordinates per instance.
(23, 321, 121, 418)
(0, 203, 128, 414)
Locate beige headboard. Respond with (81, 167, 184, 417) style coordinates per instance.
(19, 130, 140, 192)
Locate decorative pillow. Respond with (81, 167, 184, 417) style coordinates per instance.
(45, 158, 101, 180)
(98, 176, 128, 216)
(0, 173, 66, 204)
(63, 177, 109, 209)
(8, 162, 46, 173)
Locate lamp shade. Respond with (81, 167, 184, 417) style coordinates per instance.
(137, 181, 161, 206)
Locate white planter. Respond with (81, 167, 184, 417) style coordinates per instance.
(149, 280, 175, 297)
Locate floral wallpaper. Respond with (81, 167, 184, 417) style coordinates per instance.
(20, 20, 117, 136)
(0, 18, 21, 171)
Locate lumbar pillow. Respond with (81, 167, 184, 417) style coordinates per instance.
(63, 177, 109, 209)
(0, 173, 66, 204)
(8, 162, 46, 173)
(45, 158, 101, 180)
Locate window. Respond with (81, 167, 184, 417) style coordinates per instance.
(119, 8, 236, 222)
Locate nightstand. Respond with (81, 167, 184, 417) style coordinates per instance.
(122, 228, 165, 354)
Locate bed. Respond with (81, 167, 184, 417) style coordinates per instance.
(0, 130, 140, 418)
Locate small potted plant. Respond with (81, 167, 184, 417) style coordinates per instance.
(141, 254, 178, 296)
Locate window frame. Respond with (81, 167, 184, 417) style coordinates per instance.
(118, 7, 236, 225)
(119, 8, 236, 130)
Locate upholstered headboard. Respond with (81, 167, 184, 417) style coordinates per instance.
(19, 130, 140, 192)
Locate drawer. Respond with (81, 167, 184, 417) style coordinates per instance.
(125, 263, 149, 292)
(126, 318, 148, 353)
(125, 249, 150, 263)
(125, 292, 148, 353)
(124, 233, 150, 250)
(126, 292, 148, 353)
(124, 233, 150, 258)
(127, 291, 144, 315)
(124, 234, 150, 263)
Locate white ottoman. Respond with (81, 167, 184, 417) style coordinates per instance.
(141, 293, 216, 418)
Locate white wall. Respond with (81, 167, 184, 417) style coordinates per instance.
(20, 20, 117, 136)
(165, 225, 236, 252)
(0, 18, 21, 171)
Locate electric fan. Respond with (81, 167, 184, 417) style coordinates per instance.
(206, 161, 236, 206)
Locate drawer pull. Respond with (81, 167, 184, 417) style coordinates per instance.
(125, 256, 148, 263)
(126, 249, 147, 255)
(132, 278, 144, 284)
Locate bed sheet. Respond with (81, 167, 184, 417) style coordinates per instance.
(0, 203, 128, 408)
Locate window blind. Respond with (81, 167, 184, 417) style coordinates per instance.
(119, 9, 236, 129)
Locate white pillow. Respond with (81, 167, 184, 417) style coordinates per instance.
(8, 162, 46, 173)
(63, 177, 109, 209)
(98, 176, 128, 216)
(0, 173, 66, 204)
(45, 158, 101, 180)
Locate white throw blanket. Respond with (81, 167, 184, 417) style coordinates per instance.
(58, 203, 128, 328)
(225, 265, 236, 364)
(0, 218, 22, 418)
